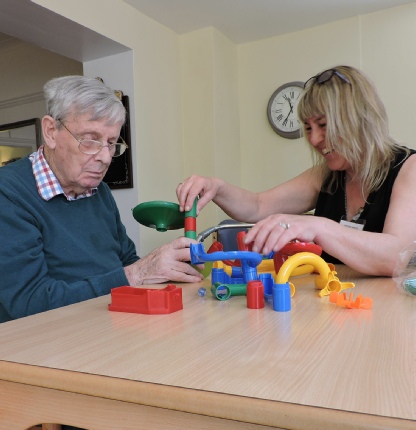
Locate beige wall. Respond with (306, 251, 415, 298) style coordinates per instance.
(6, 0, 416, 254)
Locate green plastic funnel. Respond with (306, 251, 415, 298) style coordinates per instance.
(132, 201, 184, 232)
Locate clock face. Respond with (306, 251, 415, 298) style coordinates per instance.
(267, 81, 304, 139)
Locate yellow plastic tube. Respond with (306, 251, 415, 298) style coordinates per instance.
(275, 252, 354, 297)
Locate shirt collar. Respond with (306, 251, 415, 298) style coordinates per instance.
(30, 146, 97, 201)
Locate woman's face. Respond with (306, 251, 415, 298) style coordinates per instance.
(304, 116, 351, 172)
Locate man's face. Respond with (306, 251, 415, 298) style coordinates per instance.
(45, 114, 123, 197)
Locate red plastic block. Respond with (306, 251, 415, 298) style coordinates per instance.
(108, 284, 183, 314)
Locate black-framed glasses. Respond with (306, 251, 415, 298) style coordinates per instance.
(304, 69, 351, 89)
(56, 119, 128, 157)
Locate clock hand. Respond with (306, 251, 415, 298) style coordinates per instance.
(283, 99, 294, 126)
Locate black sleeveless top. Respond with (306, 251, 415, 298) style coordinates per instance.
(314, 147, 415, 264)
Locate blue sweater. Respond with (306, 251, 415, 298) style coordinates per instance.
(0, 157, 139, 322)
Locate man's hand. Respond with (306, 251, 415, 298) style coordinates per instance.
(124, 237, 204, 285)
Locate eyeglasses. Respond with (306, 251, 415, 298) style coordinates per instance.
(56, 119, 128, 157)
(304, 69, 351, 89)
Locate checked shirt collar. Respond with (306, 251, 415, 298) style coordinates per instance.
(30, 146, 97, 201)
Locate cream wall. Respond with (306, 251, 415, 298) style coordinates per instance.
(361, 6, 416, 146)
(238, 18, 361, 193)
(181, 27, 240, 232)
(18, 1, 416, 254)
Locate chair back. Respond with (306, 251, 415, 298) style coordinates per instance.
(216, 219, 250, 251)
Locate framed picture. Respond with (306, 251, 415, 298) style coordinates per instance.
(103, 95, 133, 189)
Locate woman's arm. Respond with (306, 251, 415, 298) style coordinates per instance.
(177, 167, 321, 222)
(245, 155, 416, 276)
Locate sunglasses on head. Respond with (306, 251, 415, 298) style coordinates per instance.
(304, 69, 351, 89)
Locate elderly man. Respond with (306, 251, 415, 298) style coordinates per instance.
(0, 76, 202, 323)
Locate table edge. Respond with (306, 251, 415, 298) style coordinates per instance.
(0, 360, 414, 430)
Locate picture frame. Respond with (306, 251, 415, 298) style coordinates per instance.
(103, 95, 133, 189)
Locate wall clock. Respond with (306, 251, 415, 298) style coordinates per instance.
(267, 81, 304, 139)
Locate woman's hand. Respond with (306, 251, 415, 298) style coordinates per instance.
(176, 175, 223, 214)
(244, 214, 322, 255)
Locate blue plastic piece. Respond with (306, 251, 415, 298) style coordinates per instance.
(197, 287, 207, 297)
(190, 243, 263, 267)
(272, 282, 291, 312)
(190, 243, 271, 301)
(261, 273, 274, 299)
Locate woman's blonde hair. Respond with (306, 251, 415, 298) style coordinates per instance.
(298, 65, 407, 196)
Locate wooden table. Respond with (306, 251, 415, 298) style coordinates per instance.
(0, 266, 415, 430)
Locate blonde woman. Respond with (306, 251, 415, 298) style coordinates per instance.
(177, 66, 416, 276)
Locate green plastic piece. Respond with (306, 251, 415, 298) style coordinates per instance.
(132, 201, 184, 232)
(403, 278, 416, 296)
(211, 282, 247, 301)
(185, 198, 198, 218)
(184, 198, 198, 239)
(193, 262, 213, 278)
(185, 231, 197, 239)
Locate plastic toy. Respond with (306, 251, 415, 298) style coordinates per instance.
(132, 199, 198, 237)
(132, 201, 184, 232)
(132, 200, 355, 308)
(197, 287, 207, 297)
(272, 282, 291, 312)
(275, 252, 355, 297)
(184, 199, 198, 239)
(403, 278, 416, 295)
(329, 291, 373, 310)
(273, 241, 323, 271)
(108, 284, 183, 314)
(247, 280, 265, 309)
(190, 241, 354, 313)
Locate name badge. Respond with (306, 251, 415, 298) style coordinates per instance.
(340, 216, 365, 231)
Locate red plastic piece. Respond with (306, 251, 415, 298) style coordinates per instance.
(207, 241, 223, 253)
(247, 280, 265, 309)
(108, 284, 183, 314)
(184, 217, 197, 231)
(329, 291, 373, 310)
(237, 231, 252, 251)
(207, 241, 241, 267)
(273, 241, 322, 272)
